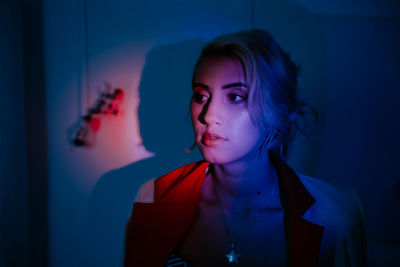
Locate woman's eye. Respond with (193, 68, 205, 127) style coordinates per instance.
(226, 93, 246, 103)
(192, 92, 208, 103)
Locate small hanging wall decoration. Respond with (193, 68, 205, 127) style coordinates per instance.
(72, 84, 124, 147)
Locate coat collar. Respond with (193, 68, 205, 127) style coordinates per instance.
(270, 154, 324, 267)
(125, 158, 324, 267)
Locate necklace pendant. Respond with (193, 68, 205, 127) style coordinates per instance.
(225, 244, 241, 264)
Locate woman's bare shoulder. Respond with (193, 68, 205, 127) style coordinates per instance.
(134, 178, 156, 203)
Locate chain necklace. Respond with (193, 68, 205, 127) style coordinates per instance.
(211, 176, 275, 264)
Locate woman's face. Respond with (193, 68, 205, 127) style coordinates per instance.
(191, 56, 262, 165)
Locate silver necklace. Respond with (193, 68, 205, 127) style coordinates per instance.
(212, 177, 271, 264)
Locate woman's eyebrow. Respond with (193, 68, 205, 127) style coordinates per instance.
(192, 83, 208, 89)
(192, 82, 247, 89)
(222, 82, 247, 89)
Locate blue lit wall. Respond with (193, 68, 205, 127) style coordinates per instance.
(1, 0, 400, 266)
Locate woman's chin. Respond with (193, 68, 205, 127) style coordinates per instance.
(200, 151, 234, 165)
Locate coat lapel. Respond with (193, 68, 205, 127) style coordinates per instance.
(125, 158, 324, 267)
(124, 161, 209, 266)
(271, 154, 324, 267)
(125, 201, 198, 266)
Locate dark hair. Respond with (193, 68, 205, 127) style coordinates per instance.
(192, 29, 317, 159)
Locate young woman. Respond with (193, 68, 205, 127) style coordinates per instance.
(124, 29, 371, 266)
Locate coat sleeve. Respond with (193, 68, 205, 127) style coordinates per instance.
(299, 175, 374, 267)
(124, 178, 156, 266)
(333, 189, 374, 267)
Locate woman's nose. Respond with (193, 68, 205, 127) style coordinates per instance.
(199, 98, 222, 126)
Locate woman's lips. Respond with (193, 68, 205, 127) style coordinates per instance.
(201, 132, 227, 147)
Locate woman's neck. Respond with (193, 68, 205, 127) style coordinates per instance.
(210, 151, 281, 213)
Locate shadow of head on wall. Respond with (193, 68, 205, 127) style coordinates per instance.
(138, 39, 206, 158)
